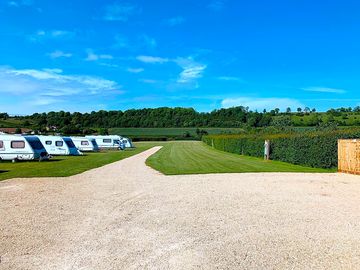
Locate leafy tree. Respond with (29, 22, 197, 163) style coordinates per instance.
(183, 131, 191, 138)
(354, 106, 360, 112)
(0, 113, 9, 119)
(271, 115, 291, 127)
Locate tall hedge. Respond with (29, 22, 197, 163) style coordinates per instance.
(203, 130, 360, 168)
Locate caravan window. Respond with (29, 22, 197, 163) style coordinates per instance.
(45, 141, 52, 145)
(103, 139, 112, 143)
(55, 141, 63, 147)
(11, 141, 25, 149)
(81, 141, 89, 145)
(0, 140, 4, 150)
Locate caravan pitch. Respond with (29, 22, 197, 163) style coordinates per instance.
(1, 147, 360, 269)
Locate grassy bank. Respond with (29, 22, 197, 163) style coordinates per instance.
(145, 141, 334, 175)
(0, 143, 159, 181)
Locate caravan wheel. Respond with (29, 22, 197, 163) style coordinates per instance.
(12, 158, 18, 163)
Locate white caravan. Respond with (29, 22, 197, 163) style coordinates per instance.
(107, 135, 134, 148)
(0, 135, 48, 162)
(120, 137, 134, 148)
(85, 135, 124, 150)
(70, 137, 99, 152)
(37, 136, 81, 156)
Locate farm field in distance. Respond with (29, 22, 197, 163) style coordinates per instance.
(109, 127, 245, 137)
(145, 141, 334, 175)
(0, 143, 162, 181)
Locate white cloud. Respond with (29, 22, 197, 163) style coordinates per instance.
(139, 34, 157, 49)
(1, 67, 122, 97)
(36, 30, 45, 36)
(136, 55, 169, 64)
(29, 29, 74, 42)
(8, 1, 19, 7)
(166, 16, 186, 26)
(103, 2, 138, 21)
(33, 97, 61, 106)
(208, 0, 226, 11)
(217, 76, 244, 82)
(175, 57, 206, 84)
(0, 66, 125, 113)
(99, 63, 119, 68)
(48, 50, 72, 59)
(113, 34, 157, 50)
(139, 79, 158, 84)
(136, 55, 206, 86)
(112, 34, 157, 51)
(221, 97, 304, 111)
(8, 0, 33, 7)
(51, 30, 71, 37)
(302, 87, 346, 94)
(85, 50, 113, 61)
(178, 65, 206, 83)
(113, 34, 129, 49)
(127, 68, 144, 73)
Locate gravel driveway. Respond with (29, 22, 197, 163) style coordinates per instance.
(1, 147, 360, 269)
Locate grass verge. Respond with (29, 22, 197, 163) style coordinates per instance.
(0, 143, 159, 181)
(145, 141, 335, 175)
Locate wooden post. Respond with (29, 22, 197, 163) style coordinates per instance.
(338, 139, 360, 174)
(264, 140, 270, 160)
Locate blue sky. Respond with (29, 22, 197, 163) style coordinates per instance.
(0, 0, 359, 114)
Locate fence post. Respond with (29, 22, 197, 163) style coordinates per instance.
(264, 140, 270, 160)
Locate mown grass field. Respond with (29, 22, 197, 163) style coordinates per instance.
(0, 143, 160, 181)
(0, 141, 334, 181)
(109, 127, 244, 137)
(0, 118, 29, 128)
(145, 141, 335, 175)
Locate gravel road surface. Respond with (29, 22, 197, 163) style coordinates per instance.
(1, 147, 360, 269)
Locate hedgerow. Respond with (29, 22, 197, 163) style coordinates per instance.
(203, 129, 360, 168)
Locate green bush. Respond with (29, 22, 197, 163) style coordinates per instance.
(203, 129, 360, 168)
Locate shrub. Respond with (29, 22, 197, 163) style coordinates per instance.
(203, 129, 360, 168)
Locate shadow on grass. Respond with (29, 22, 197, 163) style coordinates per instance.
(0, 159, 63, 164)
(0, 170, 9, 173)
(46, 159, 62, 162)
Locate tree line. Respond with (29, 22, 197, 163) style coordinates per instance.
(1, 106, 360, 133)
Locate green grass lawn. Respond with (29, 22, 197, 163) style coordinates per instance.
(0, 143, 160, 181)
(0, 141, 334, 181)
(145, 141, 335, 175)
